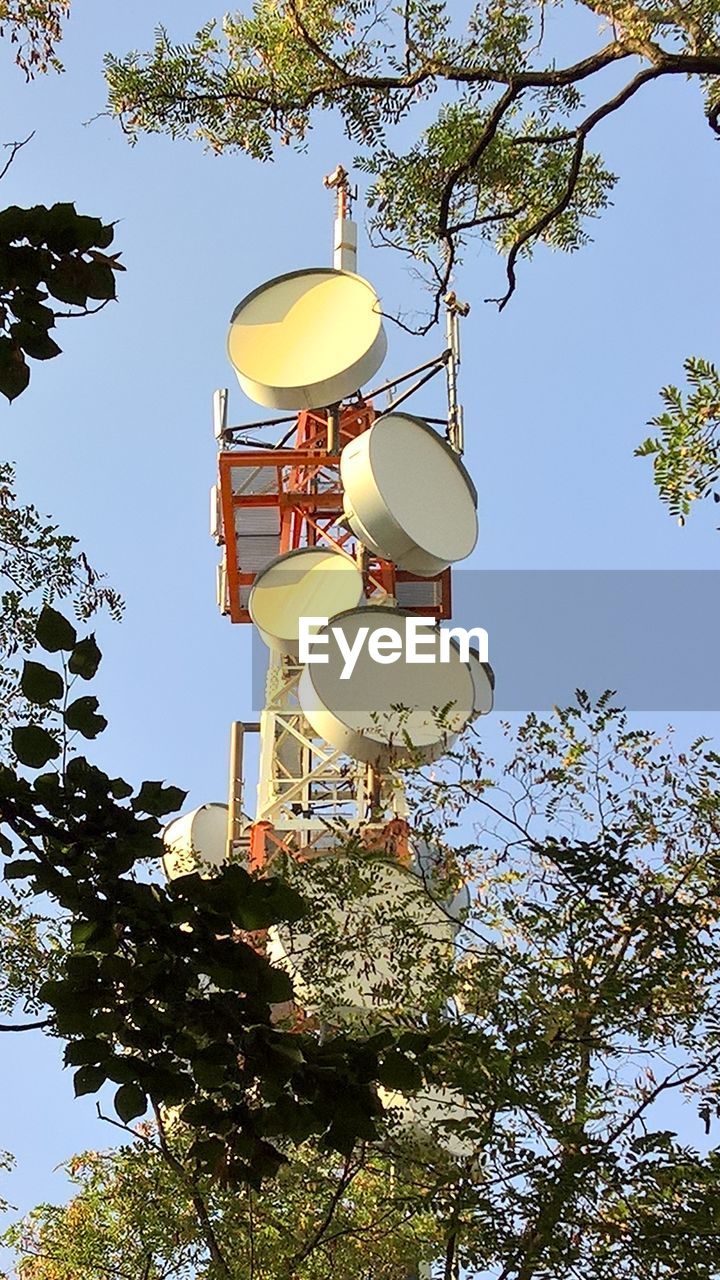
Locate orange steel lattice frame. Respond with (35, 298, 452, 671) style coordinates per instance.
(217, 402, 452, 623)
(248, 816, 412, 873)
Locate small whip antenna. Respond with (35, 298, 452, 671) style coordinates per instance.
(445, 291, 470, 455)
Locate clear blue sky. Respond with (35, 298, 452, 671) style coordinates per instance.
(1, 0, 719, 1242)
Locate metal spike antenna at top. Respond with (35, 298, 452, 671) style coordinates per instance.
(323, 163, 357, 218)
(323, 164, 359, 273)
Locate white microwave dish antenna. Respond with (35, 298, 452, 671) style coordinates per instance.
(378, 1084, 475, 1160)
(297, 605, 475, 766)
(248, 546, 365, 656)
(227, 268, 387, 411)
(467, 649, 494, 717)
(340, 413, 478, 577)
(162, 803, 232, 880)
(266, 855, 458, 1014)
(410, 841, 471, 929)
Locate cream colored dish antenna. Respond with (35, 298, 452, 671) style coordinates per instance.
(297, 606, 476, 766)
(248, 546, 365, 656)
(467, 649, 494, 717)
(378, 1085, 475, 1159)
(162, 804, 232, 880)
(227, 268, 387, 411)
(266, 855, 458, 1014)
(341, 413, 478, 576)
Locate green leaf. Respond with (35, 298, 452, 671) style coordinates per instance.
(634, 437, 660, 457)
(68, 635, 102, 680)
(65, 1039, 109, 1067)
(74, 1065, 106, 1097)
(20, 659, 64, 705)
(47, 258, 89, 307)
(114, 1082, 147, 1124)
(64, 696, 108, 739)
(133, 781, 187, 818)
(12, 725, 61, 769)
(36, 606, 77, 653)
(0, 336, 30, 402)
(377, 1050, 423, 1092)
(3, 858, 39, 881)
(11, 322, 62, 361)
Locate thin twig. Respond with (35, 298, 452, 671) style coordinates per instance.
(488, 64, 663, 310)
(54, 298, 114, 319)
(0, 132, 35, 183)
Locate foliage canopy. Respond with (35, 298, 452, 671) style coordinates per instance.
(636, 357, 720, 527)
(0, 608, 430, 1186)
(5, 693, 720, 1277)
(0, 0, 68, 77)
(105, 0, 720, 325)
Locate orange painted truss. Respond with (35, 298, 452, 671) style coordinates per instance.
(216, 404, 452, 624)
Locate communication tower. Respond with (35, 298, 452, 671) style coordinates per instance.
(204, 169, 490, 875)
(158, 167, 495, 1169)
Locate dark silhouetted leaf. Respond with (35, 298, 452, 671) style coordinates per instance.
(114, 1082, 147, 1124)
(64, 696, 108, 739)
(0, 336, 30, 402)
(12, 725, 61, 769)
(3, 858, 39, 881)
(11, 321, 62, 361)
(36, 606, 77, 653)
(377, 1049, 423, 1092)
(68, 635, 102, 680)
(20, 659, 64, 705)
(133, 781, 187, 817)
(74, 1065, 106, 1097)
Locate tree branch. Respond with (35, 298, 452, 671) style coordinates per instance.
(488, 64, 664, 309)
(292, 1154, 361, 1265)
(0, 1017, 51, 1031)
(151, 1104, 234, 1280)
(0, 132, 34, 183)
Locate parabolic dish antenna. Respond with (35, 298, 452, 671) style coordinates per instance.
(297, 605, 475, 766)
(249, 546, 365, 655)
(266, 855, 458, 1015)
(467, 649, 494, 717)
(378, 1085, 475, 1159)
(341, 413, 478, 576)
(411, 840, 471, 930)
(227, 268, 387, 411)
(162, 803, 231, 881)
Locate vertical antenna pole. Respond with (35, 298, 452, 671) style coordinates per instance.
(228, 720, 261, 858)
(323, 165, 359, 455)
(323, 164, 358, 273)
(327, 404, 340, 454)
(445, 292, 470, 455)
(227, 721, 244, 860)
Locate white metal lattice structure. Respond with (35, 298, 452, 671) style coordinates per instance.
(249, 651, 410, 867)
